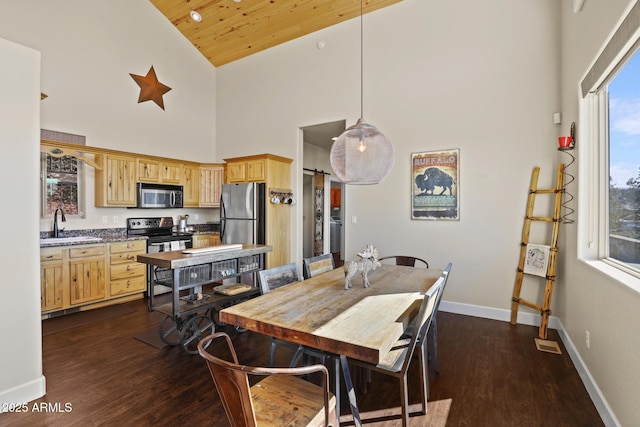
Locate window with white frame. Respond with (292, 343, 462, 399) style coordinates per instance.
(581, 2, 640, 279)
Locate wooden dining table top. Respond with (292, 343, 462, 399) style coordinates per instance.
(219, 264, 443, 365)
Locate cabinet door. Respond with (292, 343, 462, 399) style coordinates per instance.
(226, 162, 246, 183)
(137, 158, 161, 182)
(183, 164, 200, 207)
(161, 161, 182, 184)
(105, 155, 137, 206)
(69, 258, 106, 305)
(41, 261, 64, 312)
(246, 159, 266, 182)
(200, 165, 223, 206)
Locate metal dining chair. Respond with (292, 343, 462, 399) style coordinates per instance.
(303, 253, 335, 279)
(258, 263, 325, 367)
(198, 332, 338, 427)
(427, 262, 452, 374)
(346, 272, 445, 426)
(379, 255, 429, 268)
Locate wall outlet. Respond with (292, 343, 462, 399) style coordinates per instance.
(113, 216, 119, 224)
(351, 215, 357, 224)
(194, 214, 199, 221)
(586, 330, 590, 349)
(101, 216, 108, 224)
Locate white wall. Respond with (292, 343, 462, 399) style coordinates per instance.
(0, 37, 44, 406)
(0, 0, 219, 232)
(559, 1, 640, 426)
(216, 0, 560, 310)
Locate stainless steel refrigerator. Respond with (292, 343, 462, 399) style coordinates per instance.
(220, 183, 266, 245)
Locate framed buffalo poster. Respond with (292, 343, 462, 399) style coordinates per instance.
(411, 149, 459, 220)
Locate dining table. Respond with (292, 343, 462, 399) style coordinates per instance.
(219, 263, 444, 426)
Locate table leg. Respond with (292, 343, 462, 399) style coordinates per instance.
(340, 354, 362, 427)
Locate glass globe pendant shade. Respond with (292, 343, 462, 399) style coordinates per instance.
(330, 118, 395, 185)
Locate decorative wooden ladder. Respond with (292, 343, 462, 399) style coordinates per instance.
(510, 164, 564, 339)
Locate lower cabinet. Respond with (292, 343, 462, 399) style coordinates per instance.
(40, 248, 65, 312)
(69, 245, 106, 305)
(109, 240, 146, 297)
(40, 240, 147, 315)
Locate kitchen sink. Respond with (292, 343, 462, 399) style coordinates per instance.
(40, 236, 103, 245)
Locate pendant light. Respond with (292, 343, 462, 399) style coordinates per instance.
(330, 0, 394, 185)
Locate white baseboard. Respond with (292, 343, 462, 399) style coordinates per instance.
(439, 301, 620, 427)
(0, 375, 46, 412)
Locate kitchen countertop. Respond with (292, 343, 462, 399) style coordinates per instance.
(40, 235, 146, 248)
(137, 244, 271, 269)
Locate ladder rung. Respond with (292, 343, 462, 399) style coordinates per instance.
(526, 216, 555, 222)
(513, 298, 541, 312)
(531, 189, 558, 194)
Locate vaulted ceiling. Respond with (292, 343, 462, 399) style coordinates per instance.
(149, 0, 404, 67)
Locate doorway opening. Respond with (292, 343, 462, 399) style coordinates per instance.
(301, 120, 345, 265)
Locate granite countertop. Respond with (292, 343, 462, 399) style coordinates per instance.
(39, 228, 145, 248)
(40, 224, 219, 248)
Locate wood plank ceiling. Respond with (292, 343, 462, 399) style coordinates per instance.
(149, 0, 404, 67)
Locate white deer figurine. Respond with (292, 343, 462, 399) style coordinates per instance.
(344, 244, 381, 289)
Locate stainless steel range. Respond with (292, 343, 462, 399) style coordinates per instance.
(127, 217, 193, 296)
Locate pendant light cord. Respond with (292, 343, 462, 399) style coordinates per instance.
(360, 0, 364, 120)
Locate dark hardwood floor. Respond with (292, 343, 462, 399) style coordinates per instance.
(0, 298, 603, 426)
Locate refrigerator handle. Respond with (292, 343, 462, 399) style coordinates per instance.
(220, 195, 226, 241)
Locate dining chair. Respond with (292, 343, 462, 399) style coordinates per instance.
(258, 263, 324, 367)
(379, 255, 429, 268)
(303, 253, 335, 279)
(198, 332, 338, 427)
(427, 262, 452, 374)
(347, 273, 444, 426)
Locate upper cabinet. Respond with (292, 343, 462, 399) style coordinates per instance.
(226, 158, 267, 183)
(182, 163, 200, 207)
(41, 141, 225, 209)
(200, 164, 224, 207)
(137, 158, 182, 184)
(95, 154, 137, 207)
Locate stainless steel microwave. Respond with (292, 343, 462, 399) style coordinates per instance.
(135, 183, 183, 209)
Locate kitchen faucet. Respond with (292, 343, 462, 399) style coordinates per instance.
(53, 208, 66, 238)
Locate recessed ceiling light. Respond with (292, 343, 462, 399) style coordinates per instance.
(234, 0, 242, 3)
(190, 10, 202, 22)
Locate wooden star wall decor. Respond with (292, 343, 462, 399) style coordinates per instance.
(130, 66, 171, 110)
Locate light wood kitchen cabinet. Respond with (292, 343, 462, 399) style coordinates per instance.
(226, 158, 266, 183)
(95, 154, 137, 207)
(40, 240, 148, 316)
(69, 245, 106, 306)
(199, 164, 224, 207)
(40, 248, 65, 312)
(109, 240, 146, 297)
(192, 234, 221, 248)
(223, 154, 293, 268)
(137, 157, 182, 184)
(182, 163, 200, 207)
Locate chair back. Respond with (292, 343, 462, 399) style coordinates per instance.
(379, 255, 429, 268)
(397, 275, 443, 374)
(433, 262, 452, 314)
(257, 262, 302, 295)
(198, 332, 258, 427)
(303, 253, 335, 279)
(199, 332, 335, 427)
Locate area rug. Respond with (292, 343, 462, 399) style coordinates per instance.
(42, 305, 136, 336)
(339, 400, 451, 426)
(134, 327, 168, 349)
